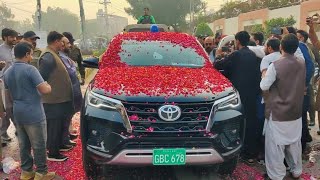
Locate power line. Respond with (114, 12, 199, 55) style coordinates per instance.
(83, 0, 100, 4)
(3, 0, 33, 5)
(0, 0, 34, 14)
(110, 4, 126, 14)
(7, 5, 34, 14)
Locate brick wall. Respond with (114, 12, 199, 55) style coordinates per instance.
(238, 8, 269, 31)
(300, 0, 320, 30)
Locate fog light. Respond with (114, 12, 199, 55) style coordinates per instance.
(92, 130, 98, 136)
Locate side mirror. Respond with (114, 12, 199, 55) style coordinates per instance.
(83, 57, 99, 69)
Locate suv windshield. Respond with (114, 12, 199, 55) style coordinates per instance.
(119, 40, 205, 67)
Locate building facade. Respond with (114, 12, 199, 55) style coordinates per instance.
(212, 0, 320, 36)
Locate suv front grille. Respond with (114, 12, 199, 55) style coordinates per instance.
(124, 140, 213, 149)
(122, 101, 214, 133)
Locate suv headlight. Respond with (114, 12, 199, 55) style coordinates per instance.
(87, 91, 133, 133)
(205, 91, 241, 132)
(215, 92, 240, 110)
(88, 91, 118, 110)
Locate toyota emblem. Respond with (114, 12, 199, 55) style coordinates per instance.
(158, 105, 181, 121)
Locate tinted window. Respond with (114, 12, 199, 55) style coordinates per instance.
(119, 40, 205, 67)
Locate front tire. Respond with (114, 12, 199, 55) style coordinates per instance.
(83, 148, 103, 179)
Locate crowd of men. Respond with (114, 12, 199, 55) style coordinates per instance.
(0, 29, 85, 179)
(200, 15, 320, 179)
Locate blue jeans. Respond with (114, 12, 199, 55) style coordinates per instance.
(16, 121, 48, 174)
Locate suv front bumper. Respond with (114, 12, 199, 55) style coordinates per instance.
(87, 146, 241, 166)
(85, 124, 243, 166)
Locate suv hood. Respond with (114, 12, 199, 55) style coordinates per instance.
(93, 66, 233, 103)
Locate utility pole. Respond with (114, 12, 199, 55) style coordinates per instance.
(36, 0, 41, 31)
(78, 0, 86, 49)
(100, 0, 111, 38)
(189, 0, 194, 33)
(189, 0, 192, 32)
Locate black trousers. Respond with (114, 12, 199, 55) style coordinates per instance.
(242, 96, 259, 158)
(62, 115, 73, 145)
(47, 117, 66, 155)
(302, 95, 311, 152)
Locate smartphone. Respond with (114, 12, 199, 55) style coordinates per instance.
(307, 14, 320, 24)
(312, 14, 320, 24)
(271, 27, 282, 35)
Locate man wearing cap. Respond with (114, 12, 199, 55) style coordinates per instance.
(16, 33, 23, 44)
(63, 32, 85, 85)
(21, 31, 42, 68)
(0, 28, 18, 143)
(137, 8, 156, 24)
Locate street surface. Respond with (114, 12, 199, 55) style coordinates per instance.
(0, 70, 319, 180)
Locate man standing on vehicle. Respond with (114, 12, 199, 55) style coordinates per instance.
(4, 42, 55, 180)
(63, 32, 86, 85)
(137, 7, 156, 24)
(214, 31, 261, 164)
(38, 31, 73, 161)
(0, 28, 18, 143)
(261, 34, 305, 180)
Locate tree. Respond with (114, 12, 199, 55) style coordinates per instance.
(195, 23, 213, 37)
(0, 3, 15, 29)
(33, 7, 80, 38)
(214, 1, 251, 19)
(13, 19, 35, 33)
(212, 0, 296, 21)
(125, 0, 204, 31)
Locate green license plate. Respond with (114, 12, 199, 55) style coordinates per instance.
(153, 148, 186, 165)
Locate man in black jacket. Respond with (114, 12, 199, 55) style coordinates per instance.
(215, 31, 261, 163)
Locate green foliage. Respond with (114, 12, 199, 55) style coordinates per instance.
(213, 0, 295, 21)
(125, 0, 204, 30)
(195, 23, 213, 37)
(0, 3, 15, 29)
(244, 16, 296, 38)
(251, 24, 264, 33)
(264, 16, 296, 37)
(93, 48, 106, 57)
(33, 7, 80, 38)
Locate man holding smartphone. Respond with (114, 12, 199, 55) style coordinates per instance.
(307, 14, 320, 49)
(307, 13, 320, 135)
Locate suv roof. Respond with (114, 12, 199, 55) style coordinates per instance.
(123, 24, 173, 32)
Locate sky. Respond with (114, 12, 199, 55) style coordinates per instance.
(3, 0, 224, 23)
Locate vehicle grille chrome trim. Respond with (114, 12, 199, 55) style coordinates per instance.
(106, 149, 224, 165)
(123, 101, 214, 133)
(87, 146, 113, 158)
(221, 144, 242, 157)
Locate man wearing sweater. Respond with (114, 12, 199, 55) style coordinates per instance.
(261, 34, 305, 180)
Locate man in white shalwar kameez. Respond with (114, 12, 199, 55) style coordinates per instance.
(260, 34, 305, 180)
